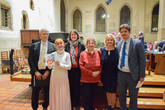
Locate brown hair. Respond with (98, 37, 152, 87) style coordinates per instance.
(68, 29, 79, 42)
(119, 24, 131, 32)
(85, 38, 95, 48)
(105, 34, 116, 47)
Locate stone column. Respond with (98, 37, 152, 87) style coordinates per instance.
(138, 0, 145, 33)
(53, 0, 61, 32)
(157, 0, 165, 42)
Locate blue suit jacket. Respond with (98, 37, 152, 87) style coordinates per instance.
(117, 37, 146, 81)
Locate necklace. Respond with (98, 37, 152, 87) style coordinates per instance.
(108, 50, 110, 55)
(106, 47, 114, 56)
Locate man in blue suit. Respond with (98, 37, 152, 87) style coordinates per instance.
(117, 24, 146, 110)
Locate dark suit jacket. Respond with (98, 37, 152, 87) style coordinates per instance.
(162, 44, 165, 51)
(28, 41, 56, 86)
(65, 41, 85, 67)
(117, 37, 146, 81)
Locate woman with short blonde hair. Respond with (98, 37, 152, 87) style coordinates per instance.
(100, 34, 119, 110)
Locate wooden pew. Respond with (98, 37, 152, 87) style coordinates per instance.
(154, 53, 165, 75)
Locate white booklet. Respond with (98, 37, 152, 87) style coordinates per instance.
(45, 53, 55, 67)
(136, 81, 144, 88)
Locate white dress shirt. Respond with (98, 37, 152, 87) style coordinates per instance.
(118, 38, 131, 73)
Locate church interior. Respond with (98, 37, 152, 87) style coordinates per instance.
(0, 0, 165, 109)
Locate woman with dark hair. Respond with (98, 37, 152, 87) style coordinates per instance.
(65, 29, 85, 110)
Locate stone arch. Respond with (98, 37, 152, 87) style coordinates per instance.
(151, 2, 159, 32)
(72, 7, 82, 32)
(22, 10, 29, 29)
(94, 4, 107, 33)
(119, 3, 133, 28)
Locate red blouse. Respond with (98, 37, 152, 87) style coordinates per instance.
(79, 49, 101, 83)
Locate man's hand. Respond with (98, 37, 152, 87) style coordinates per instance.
(140, 77, 145, 83)
(35, 71, 42, 80)
(42, 71, 49, 80)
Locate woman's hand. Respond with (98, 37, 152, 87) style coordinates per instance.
(54, 60, 60, 66)
(92, 71, 100, 77)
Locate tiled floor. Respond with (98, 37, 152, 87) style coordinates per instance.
(0, 73, 108, 110)
(0, 73, 45, 110)
(1, 73, 161, 110)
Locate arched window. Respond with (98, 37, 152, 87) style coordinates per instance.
(60, 0, 65, 32)
(96, 6, 105, 32)
(73, 9, 82, 32)
(30, 0, 34, 10)
(0, 4, 12, 30)
(151, 4, 159, 32)
(22, 11, 29, 29)
(120, 5, 130, 25)
(23, 15, 26, 29)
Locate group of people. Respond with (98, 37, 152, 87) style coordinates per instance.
(147, 40, 165, 52)
(115, 30, 165, 53)
(28, 23, 146, 110)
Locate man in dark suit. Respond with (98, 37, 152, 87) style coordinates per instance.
(159, 40, 165, 48)
(139, 31, 144, 44)
(117, 24, 146, 110)
(28, 29, 55, 110)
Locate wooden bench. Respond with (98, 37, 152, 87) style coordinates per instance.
(15, 49, 28, 71)
(1, 51, 10, 73)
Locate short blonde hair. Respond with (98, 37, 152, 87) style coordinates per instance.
(54, 38, 65, 45)
(85, 38, 95, 48)
(104, 34, 116, 47)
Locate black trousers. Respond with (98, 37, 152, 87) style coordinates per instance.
(68, 68, 81, 107)
(82, 82, 98, 110)
(32, 85, 49, 110)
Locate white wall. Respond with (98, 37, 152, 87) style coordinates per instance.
(0, 0, 59, 50)
(0, 0, 59, 73)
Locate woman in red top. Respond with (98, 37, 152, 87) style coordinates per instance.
(79, 38, 101, 110)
